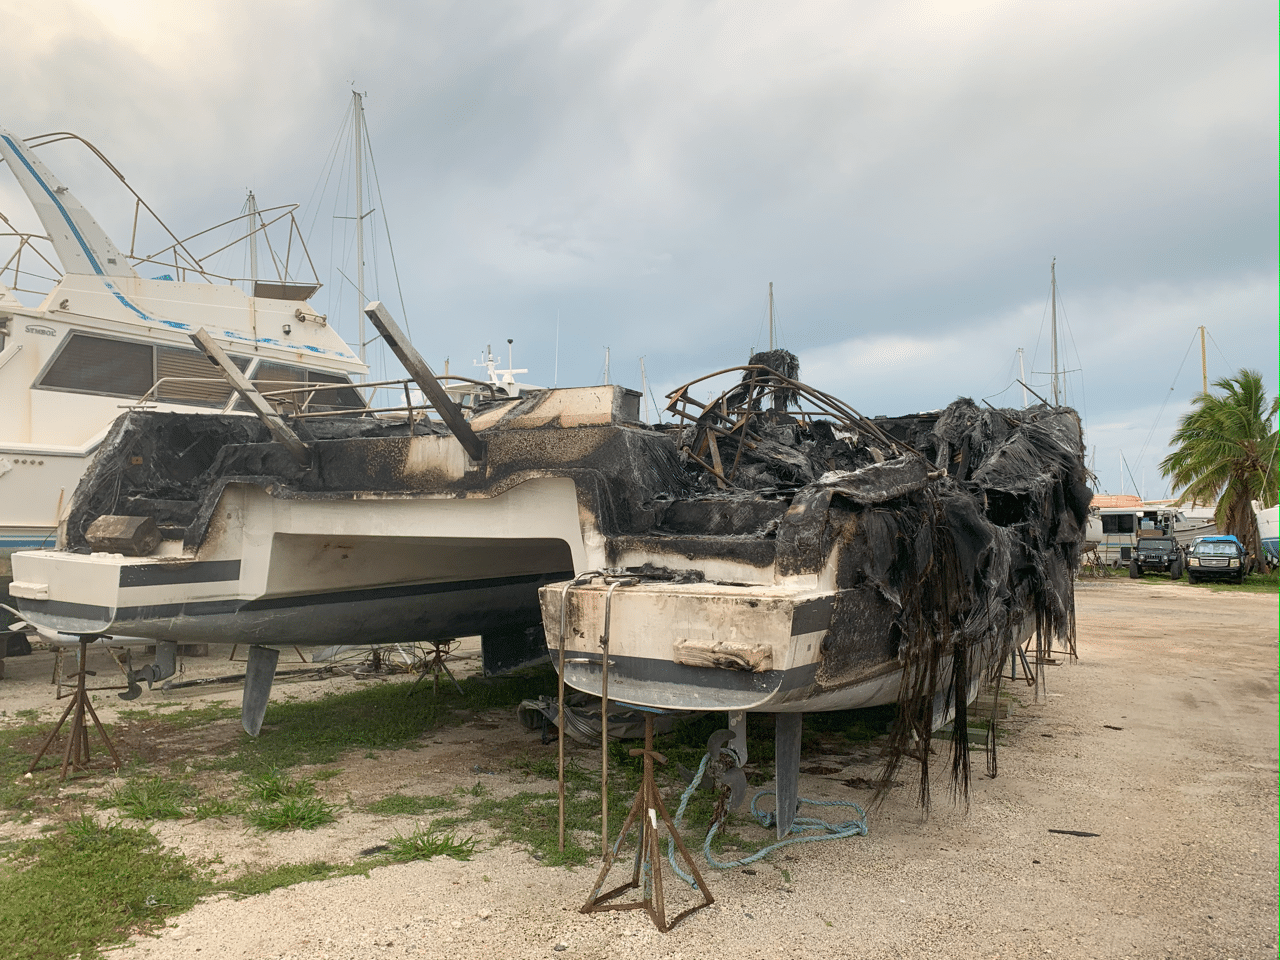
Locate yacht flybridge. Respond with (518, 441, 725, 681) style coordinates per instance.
(0, 126, 366, 590)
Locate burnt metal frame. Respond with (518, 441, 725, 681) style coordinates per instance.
(664, 364, 912, 489)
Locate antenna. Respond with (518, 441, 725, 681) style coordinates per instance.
(246, 191, 259, 287)
(768, 281, 775, 351)
(1050, 258, 1059, 406)
(1199, 325, 1208, 394)
(639, 356, 651, 424)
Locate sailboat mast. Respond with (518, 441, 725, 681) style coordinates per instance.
(1017, 347, 1028, 407)
(246, 191, 259, 288)
(1050, 258, 1059, 406)
(353, 91, 368, 368)
(1199, 325, 1208, 394)
(639, 356, 650, 423)
(768, 281, 775, 351)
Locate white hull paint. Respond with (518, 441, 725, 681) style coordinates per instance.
(539, 579, 1030, 715)
(13, 476, 583, 649)
(1255, 501, 1279, 563)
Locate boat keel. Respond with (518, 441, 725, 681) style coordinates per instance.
(242, 644, 279, 736)
(774, 712, 803, 839)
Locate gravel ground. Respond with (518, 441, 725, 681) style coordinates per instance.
(3, 579, 1276, 959)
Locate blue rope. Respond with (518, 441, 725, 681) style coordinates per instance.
(663, 750, 869, 887)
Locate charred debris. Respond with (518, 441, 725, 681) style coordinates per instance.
(59, 347, 1090, 805)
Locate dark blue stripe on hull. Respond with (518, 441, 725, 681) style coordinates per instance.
(18, 570, 574, 643)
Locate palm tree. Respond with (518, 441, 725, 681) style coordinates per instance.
(1160, 368, 1279, 566)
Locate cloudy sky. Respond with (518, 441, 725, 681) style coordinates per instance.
(3, 0, 1275, 498)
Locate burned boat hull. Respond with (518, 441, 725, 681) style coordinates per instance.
(13, 469, 582, 656)
(11, 384, 655, 661)
(532, 359, 1089, 817)
(540, 581, 919, 713)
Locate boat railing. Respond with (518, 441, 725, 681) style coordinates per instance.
(8, 130, 322, 293)
(268, 375, 500, 423)
(133, 374, 502, 425)
(0, 226, 60, 297)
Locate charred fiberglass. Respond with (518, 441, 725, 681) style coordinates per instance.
(36, 350, 1090, 803)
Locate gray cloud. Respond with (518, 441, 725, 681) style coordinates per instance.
(3, 0, 1275, 499)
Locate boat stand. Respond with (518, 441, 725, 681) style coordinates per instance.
(410, 640, 465, 697)
(29, 638, 122, 780)
(581, 714, 714, 932)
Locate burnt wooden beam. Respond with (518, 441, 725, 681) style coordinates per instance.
(363, 300, 486, 462)
(189, 327, 310, 466)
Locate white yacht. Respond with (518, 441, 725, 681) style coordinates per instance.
(0, 127, 366, 593)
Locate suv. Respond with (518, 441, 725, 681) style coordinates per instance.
(1130, 536, 1184, 579)
(1186, 535, 1248, 585)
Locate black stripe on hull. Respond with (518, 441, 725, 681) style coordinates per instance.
(119, 560, 242, 588)
(18, 570, 575, 642)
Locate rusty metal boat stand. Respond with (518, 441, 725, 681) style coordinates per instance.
(28, 637, 122, 780)
(581, 714, 714, 932)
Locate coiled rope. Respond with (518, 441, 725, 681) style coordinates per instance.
(657, 750, 870, 888)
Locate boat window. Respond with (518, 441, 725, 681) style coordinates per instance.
(39, 333, 153, 397)
(155, 346, 249, 406)
(1101, 514, 1135, 534)
(37, 333, 252, 402)
(246, 361, 363, 411)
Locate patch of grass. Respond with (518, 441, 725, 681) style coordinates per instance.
(507, 755, 598, 791)
(0, 816, 214, 960)
(0, 727, 44, 814)
(107, 776, 195, 821)
(246, 796, 340, 831)
(1193, 568, 1279, 593)
(243, 767, 315, 804)
(367, 793, 458, 816)
(117, 703, 239, 729)
(470, 784, 630, 867)
(385, 823, 477, 862)
(219, 665, 559, 773)
(220, 860, 368, 897)
(192, 797, 244, 821)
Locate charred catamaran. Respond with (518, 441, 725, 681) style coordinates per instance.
(12, 312, 1089, 812)
(542, 354, 1090, 823)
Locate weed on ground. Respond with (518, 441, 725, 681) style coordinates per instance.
(105, 776, 196, 821)
(219, 665, 558, 772)
(246, 796, 341, 831)
(0, 817, 214, 960)
(385, 823, 477, 863)
(220, 861, 370, 898)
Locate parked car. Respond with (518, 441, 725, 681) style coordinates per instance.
(1129, 536, 1184, 580)
(1186, 535, 1249, 585)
